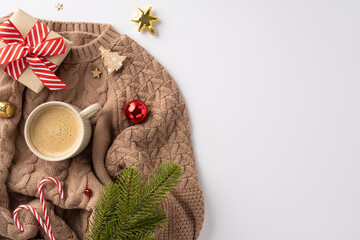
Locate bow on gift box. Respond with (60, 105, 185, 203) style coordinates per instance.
(0, 20, 68, 90)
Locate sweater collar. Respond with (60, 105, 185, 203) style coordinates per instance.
(39, 19, 121, 64)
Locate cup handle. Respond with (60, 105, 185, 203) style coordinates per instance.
(79, 103, 101, 119)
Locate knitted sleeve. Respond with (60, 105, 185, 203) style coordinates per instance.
(0, 73, 26, 239)
(104, 36, 205, 239)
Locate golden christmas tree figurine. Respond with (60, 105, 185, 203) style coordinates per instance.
(132, 7, 158, 36)
(99, 46, 126, 74)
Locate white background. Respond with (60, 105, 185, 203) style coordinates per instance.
(2, 1, 360, 239)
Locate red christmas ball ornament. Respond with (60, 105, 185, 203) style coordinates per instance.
(124, 100, 148, 123)
(84, 188, 92, 196)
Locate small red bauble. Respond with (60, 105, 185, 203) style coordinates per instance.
(124, 100, 148, 123)
(84, 188, 92, 196)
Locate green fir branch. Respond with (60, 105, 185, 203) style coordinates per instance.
(130, 161, 183, 224)
(86, 181, 120, 240)
(112, 209, 167, 239)
(86, 161, 183, 240)
(116, 167, 142, 223)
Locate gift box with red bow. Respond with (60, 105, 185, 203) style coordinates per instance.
(0, 9, 72, 93)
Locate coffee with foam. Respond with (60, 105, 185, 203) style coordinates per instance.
(29, 105, 81, 158)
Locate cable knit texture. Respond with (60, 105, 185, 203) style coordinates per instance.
(0, 14, 205, 240)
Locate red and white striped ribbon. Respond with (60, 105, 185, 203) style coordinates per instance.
(13, 205, 53, 240)
(38, 177, 65, 240)
(0, 19, 68, 90)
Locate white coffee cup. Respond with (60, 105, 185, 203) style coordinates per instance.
(24, 101, 101, 161)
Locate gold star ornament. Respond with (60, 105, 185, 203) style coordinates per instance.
(55, 3, 63, 11)
(91, 68, 102, 78)
(132, 7, 158, 36)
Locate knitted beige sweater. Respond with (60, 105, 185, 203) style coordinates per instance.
(0, 15, 204, 240)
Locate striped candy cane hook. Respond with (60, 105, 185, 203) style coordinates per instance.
(38, 177, 65, 240)
(13, 205, 53, 239)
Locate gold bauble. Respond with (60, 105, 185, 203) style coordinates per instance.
(0, 102, 14, 118)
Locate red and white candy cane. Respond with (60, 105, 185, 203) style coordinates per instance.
(13, 204, 52, 239)
(38, 177, 65, 240)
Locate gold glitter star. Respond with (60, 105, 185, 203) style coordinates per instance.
(91, 68, 102, 78)
(131, 7, 158, 36)
(55, 3, 63, 11)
